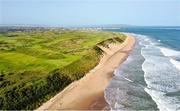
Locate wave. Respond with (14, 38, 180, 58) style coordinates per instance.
(105, 34, 158, 110)
(170, 59, 180, 71)
(159, 47, 180, 57)
(159, 47, 180, 71)
(105, 33, 180, 111)
(144, 88, 180, 111)
(140, 34, 180, 111)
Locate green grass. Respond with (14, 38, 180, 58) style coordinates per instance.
(0, 29, 126, 109)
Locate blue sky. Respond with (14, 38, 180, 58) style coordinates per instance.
(0, 0, 180, 26)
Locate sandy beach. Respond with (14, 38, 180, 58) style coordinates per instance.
(37, 34, 135, 110)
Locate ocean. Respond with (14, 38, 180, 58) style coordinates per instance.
(104, 27, 180, 111)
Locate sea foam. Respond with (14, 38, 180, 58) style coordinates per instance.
(159, 47, 180, 71)
(170, 59, 180, 71)
(140, 35, 180, 111)
(105, 33, 180, 111)
(159, 47, 180, 57)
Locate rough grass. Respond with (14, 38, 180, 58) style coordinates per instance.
(0, 29, 126, 109)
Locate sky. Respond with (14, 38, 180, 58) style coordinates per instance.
(0, 0, 180, 26)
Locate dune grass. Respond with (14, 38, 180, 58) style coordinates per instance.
(0, 29, 126, 109)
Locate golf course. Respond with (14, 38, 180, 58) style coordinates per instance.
(0, 28, 126, 109)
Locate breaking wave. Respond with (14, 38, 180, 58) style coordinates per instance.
(140, 34, 180, 111)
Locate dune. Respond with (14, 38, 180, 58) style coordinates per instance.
(37, 34, 135, 110)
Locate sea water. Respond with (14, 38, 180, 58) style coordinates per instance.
(104, 27, 180, 111)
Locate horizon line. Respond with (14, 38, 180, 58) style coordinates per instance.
(0, 24, 180, 28)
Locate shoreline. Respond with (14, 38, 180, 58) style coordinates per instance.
(37, 34, 135, 110)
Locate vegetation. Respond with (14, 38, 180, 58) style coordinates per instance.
(0, 28, 126, 109)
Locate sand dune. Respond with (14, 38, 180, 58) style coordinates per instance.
(37, 34, 135, 110)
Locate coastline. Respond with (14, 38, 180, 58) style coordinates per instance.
(37, 34, 135, 110)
